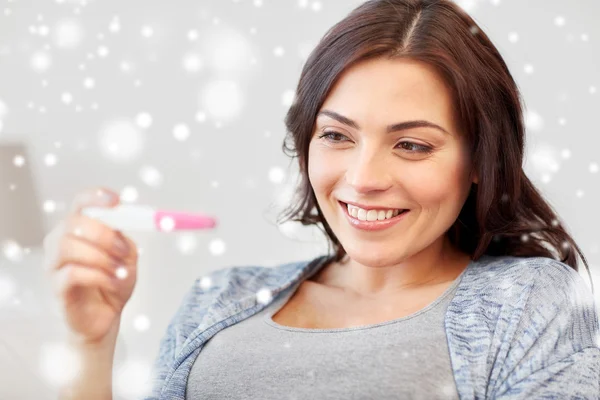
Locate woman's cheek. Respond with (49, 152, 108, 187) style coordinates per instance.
(404, 166, 461, 204)
(308, 148, 326, 190)
(308, 146, 340, 185)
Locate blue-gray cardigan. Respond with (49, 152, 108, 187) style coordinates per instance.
(145, 254, 600, 399)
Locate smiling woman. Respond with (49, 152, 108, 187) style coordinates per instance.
(279, 0, 593, 287)
(140, 1, 600, 399)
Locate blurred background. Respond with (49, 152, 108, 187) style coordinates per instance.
(0, 0, 598, 398)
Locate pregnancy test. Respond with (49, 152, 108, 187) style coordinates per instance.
(81, 204, 217, 232)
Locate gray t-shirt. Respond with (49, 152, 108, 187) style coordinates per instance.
(185, 269, 465, 400)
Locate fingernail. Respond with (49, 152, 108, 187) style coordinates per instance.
(113, 236, 130, 257)
(96, 189, 117, 204)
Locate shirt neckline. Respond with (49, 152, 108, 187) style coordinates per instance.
(262, 256, 473, 333)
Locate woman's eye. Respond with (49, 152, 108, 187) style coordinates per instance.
(319, 132, 347, 142)
(318, 131, 433, 154)
(397, 142, 433, 154)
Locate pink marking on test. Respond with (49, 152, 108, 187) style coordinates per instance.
(154, 209, 217, 231)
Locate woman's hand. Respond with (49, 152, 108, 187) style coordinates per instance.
(43, 187, 139, 345)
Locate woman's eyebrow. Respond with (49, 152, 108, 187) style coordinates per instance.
(317, 109, 451, 135)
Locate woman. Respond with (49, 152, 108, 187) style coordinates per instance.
(45, 0, 599, 399)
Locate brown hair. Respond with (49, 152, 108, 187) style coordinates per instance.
(277, 0, 594, 293)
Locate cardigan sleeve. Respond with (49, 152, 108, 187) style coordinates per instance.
(496, 346, 599, 399)
(143, 277, 203, 400)
(493, 258, 600, 399)
(141, 266, 233, 399)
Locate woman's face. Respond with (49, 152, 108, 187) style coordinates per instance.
(308, 57, 477, 267)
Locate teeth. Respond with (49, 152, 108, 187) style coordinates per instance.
(346, 204, 403, 221)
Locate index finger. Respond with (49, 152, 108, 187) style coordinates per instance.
(69, 187, 120, 214)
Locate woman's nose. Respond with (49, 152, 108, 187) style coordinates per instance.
(344, 151, 393, 193)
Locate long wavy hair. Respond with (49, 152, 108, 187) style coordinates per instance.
(277, 0, 594, 294)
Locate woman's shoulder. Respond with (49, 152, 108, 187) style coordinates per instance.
(176, 256, 321, 310)
(460, 254, 598, 332)
(466, 254, 590, 293)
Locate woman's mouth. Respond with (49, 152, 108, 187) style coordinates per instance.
(338, 201, 410, 231)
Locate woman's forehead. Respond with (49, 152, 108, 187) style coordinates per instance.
(324, 58, 452, 107)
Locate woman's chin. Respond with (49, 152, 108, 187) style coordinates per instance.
(340, 249, 408, 268)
